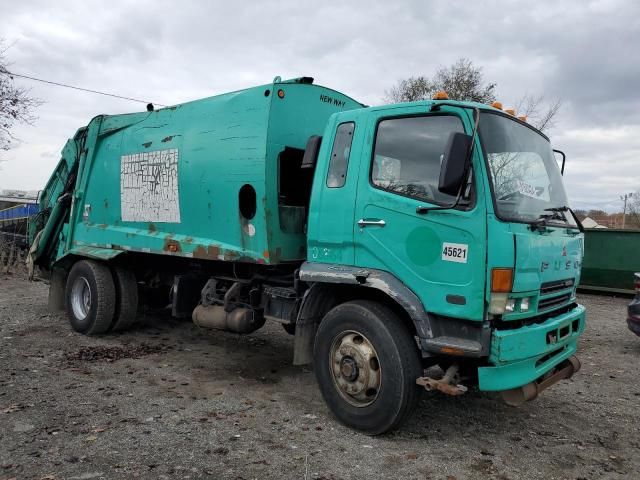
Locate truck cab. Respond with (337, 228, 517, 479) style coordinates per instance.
(302, 96, 584, 426)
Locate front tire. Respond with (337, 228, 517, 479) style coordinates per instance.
(313, 300, 422, 435)
(65, 260, 116, 335)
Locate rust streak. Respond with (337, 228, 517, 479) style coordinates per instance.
(163, 238, 181, 253)
(193, 245, 220, 260)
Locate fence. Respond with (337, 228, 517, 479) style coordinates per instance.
(0, 203, 38, 273)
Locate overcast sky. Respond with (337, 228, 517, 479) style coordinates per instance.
(1, 0, 638, 211)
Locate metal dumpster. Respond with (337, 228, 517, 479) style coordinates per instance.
(579, 228, 640, 294)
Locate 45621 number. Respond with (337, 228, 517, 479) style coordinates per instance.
(441, 242, 468, 263)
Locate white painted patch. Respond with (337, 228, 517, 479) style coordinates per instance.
(442, 242, 468, 263)
(120, 148, 180, 223)
(243, 223, 256, 236)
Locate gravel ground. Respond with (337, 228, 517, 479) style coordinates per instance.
(1, 272, 639, 480)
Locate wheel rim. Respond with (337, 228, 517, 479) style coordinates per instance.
(329, 330, 381, 407)
(70, 276, 91, 321)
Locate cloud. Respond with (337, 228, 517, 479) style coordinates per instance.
(554, 124, 640, 210)
(0, 0, 638, 212)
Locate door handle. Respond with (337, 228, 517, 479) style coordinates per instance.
(357, 219, 386, 228)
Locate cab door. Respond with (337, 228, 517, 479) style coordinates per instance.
(353, 106, 487, 321)
(307, 118, 360, 266)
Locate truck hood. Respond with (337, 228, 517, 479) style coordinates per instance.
(512, 228, 583, 293)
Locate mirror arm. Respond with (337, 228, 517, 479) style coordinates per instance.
(568, 207, 584, 233)
(417, 106, 480, 215)
(553, 149, 566, 175)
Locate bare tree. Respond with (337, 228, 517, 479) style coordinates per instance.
(625, 191, 640, 228)
(385, 76, 432, 103)
(384, 58, 496, 104)
(515, 93, 562, 132)
(385, 59, 561, 133)
(0, 40, 42, 152)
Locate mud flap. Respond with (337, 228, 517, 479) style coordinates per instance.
(48, 267, 67, 312)
(293, 316, 318, 365)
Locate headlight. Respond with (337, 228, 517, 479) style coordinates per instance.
(489, 293, 509, 314)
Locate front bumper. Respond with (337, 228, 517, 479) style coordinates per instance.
(478, 303, 586, 391)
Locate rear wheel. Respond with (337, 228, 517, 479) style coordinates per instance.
(110, 265, 138, 332)
(313, 300, 422, 435)
(65, 260, 115, 335)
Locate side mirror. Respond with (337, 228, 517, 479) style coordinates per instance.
(301, 135, 322, 170)
(438, 132, 472, 196)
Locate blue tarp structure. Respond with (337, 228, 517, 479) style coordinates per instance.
(0, 203, 39, 221)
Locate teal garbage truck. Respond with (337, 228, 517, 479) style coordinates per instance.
(28, 76, 585, 434)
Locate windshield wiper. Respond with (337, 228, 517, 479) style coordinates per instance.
(529, 215, 551, 232)
(543, 205, 573, 223)
(543, 206, 584, 232)
(530, 207, 567, 232)
(544, 206, 569, 213)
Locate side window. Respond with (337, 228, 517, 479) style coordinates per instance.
(372, 115, 465, 204)
(326, 122, 355, 188)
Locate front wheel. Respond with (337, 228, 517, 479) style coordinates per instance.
(313, 300, 422, 435)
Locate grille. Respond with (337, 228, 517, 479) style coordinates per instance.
(540, 278, 574, 295)
(538, 293, 572, 312)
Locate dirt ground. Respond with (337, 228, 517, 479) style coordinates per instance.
(1, 272, 639, 480)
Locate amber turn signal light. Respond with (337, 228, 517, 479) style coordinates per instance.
(440, 346, 465, 356)
(505, 108, 516, 116)
(432, 91, 449, 100)
(491, 101, 503, 110)
(491, 268, 513, 293)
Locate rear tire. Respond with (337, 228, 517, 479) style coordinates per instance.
(65, 260, 116, 335)
(313, 300, 422, 435)
(110, 265, 138, 332)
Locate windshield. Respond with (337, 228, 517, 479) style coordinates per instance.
(479, 112, 576, 227)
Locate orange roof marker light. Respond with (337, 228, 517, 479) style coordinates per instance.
(491, 101, 503, 110)
(432, 91, 449, 100)
(518, 115, 527, 122)
(505, 108, 516, 116)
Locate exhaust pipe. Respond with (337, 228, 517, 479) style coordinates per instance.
(192, 304, 265, 334)
(500, 355, 581, 407)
